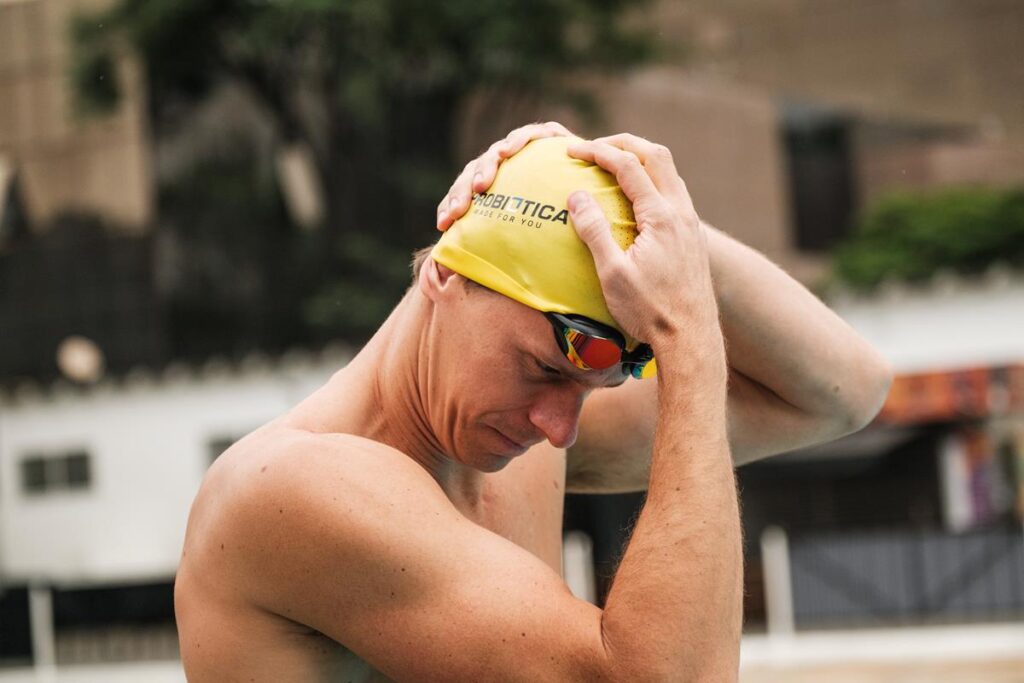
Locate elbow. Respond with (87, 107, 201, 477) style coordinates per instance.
(593, 629, 736, 683)
(843, 354, 895, 433)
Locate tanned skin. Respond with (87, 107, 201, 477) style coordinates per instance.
(175, 124, 891, 682)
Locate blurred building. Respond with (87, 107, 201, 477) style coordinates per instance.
(1, 0, 1022, 674)
(0, 348, 347, 664)
(0, 0, 152, 230)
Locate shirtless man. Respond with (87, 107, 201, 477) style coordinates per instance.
(174, 123, 892, 682)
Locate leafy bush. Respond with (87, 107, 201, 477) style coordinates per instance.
(831, 187, 1024, 291)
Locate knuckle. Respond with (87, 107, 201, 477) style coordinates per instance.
(621, 153, 644, 173)
(683, 208, 701, 229)
(651, 144, 674, 165)
(601, 259, 628, 284)
(646, 203, 674, 226)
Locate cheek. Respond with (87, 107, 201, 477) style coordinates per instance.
(459, 354, 536, 414)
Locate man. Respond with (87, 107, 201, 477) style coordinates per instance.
(175, 123, 892, 682)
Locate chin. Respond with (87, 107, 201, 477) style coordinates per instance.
(471, 458, 510, 474)
(462, 446, 515, 473)
(459, 438, 519, 473)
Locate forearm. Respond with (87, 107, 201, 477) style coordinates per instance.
(704, 222, 891, 423)
(599, 341, 743, 681)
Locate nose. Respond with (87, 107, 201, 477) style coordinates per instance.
(528, 386, 586, 449)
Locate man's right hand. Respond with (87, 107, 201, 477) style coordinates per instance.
(566, 136, 724, 368)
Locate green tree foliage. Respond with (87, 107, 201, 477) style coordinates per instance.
(831, 187, 1024, 292)
(71, 0, 657, 341)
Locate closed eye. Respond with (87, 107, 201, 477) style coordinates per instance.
(536, 360, 561, 377)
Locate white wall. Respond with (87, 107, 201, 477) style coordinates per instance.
(0, 349, 350, 587)
(828, 269, 1024, 374)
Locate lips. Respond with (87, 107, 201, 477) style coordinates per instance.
(491, 427, 530, 455)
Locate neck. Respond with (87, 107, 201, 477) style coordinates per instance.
(286, 289, 487, 503)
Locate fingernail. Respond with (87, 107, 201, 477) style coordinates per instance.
(437, 211, 447, 225)
(568, 191, 589, 211)
(473, 172, 483, 189)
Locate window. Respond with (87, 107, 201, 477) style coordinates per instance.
(782, 103, 857, 252)
(20, 451, 92, 495)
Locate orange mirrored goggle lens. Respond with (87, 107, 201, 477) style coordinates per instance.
(563, 328, 623, 371)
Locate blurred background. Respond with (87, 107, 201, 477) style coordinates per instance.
(1, 0, 1023, 680)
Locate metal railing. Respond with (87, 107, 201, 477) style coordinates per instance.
(762, 523, 1024, 631)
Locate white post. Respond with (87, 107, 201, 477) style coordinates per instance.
(562, 531, 597, 604)
(29, 583, 57, 670)
(760, 525, 795, 637)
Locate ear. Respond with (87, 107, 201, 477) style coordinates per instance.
(418, 257, 461, 302)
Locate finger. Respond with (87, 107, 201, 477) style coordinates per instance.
(438, 161, 478, 231)
(477, 122, 573, 192)
(441, 122, 575, 231)
(567, 190, 627, 277)
(593, 133, 690, 207)
(436, 197, 449, 231)
(567, 141, 667, 219)
(472, 142, 506, 193)
(499, 121, 574, 160)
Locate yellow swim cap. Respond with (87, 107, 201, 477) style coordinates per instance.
(432, 136, 639, 346)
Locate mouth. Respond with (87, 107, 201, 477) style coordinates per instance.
(490, 427, 530, 456)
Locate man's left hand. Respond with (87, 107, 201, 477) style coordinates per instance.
(436, 121, 574, 232)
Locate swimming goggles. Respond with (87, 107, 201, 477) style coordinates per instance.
(543, 312, 657, 379)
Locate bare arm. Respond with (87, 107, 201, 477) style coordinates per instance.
(705, 220, 892, 435)
(566, 218, 893, 493)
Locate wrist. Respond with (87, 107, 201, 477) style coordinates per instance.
(650, 329, 727, 380)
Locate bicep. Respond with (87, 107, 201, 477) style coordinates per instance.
(239, 437, 607, 682)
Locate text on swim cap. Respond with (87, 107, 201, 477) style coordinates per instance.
(472, 192, 569, 226)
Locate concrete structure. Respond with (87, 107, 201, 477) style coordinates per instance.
(662, 0, 1024, 144)
(830, 265, 1024, 374)
(0, 347, 349, 587)
(461, 75, 1024, 292)
(0, 0, 152, 230)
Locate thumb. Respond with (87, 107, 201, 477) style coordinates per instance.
(568, 191, 625, 275)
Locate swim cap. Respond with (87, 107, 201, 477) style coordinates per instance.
(432, 136, 639, 346)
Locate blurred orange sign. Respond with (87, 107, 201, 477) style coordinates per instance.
(878, 363, 1024, 424)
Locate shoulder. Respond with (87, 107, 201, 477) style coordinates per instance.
(216, 428, 464, 600)
(248, 429, 443, 497)
(224, 428, 456, 542)
(192, 429, 606, 681)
